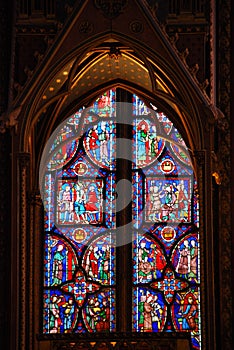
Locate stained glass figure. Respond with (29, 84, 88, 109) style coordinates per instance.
(84, 121, 116, 170)
(172, 234, 200, 282)
(83, 289, 116, 332)
(145, 178, 191, 223)
(133, 119, 165, 168)
(172, 288, 201, 349)
(44, 234, 78, 287)
(133, 287, 167, 332)
(56, 179, 104, 226)
(82, 235, 115, 286)
(89, 89, 116, 118)
(173, 291, 199, 331)
(133, 234, 166, 284)
(43, 290, 79, 334)
(48, 139, 78, 171)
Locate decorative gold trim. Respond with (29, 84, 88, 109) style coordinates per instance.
(38, 332, 190, 350)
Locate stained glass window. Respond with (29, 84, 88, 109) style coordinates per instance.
(41, 89, 201, 349)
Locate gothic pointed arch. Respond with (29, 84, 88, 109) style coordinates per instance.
(5, 2, 231, 350)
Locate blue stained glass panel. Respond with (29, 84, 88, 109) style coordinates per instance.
(132, 118, 165, 169)
(82, 234, 116, 286)
(42, 91, 118, 334)
(44, 234, 78, 287)
(56, 178, 104, 226)
(132, 95, 201, 350)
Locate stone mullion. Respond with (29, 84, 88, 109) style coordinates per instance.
(115, 89, 133, 333)
(17, 152, 30, 350)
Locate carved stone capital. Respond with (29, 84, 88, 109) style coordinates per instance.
(215, 113, 229, 133)
(202, 104, 229, 135)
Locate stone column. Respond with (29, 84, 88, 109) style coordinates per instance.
(0, 132, 11, 348)
(194, 147, 216, 350)
(29, 192, 44, 349)
(16, 152, 30, 350)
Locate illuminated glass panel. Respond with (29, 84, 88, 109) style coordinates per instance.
(42, 93, 117, 334)
(42, 90, 201, 348)
(132, 95, 201, 350)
